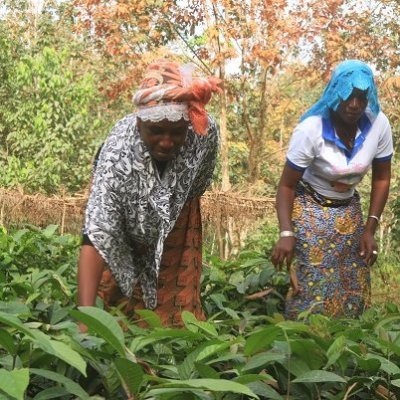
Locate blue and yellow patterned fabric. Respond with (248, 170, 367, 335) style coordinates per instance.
(285, 183, 371, 319)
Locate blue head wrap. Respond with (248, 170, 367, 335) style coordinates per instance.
(300, 60, 380, 122)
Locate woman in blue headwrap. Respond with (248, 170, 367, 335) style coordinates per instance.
(271, 60, 393, 319)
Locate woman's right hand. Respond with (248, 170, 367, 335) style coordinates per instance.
(271, 237, 296, 269)
(271, 237, 299, 295)
(78, 322, 88, 333)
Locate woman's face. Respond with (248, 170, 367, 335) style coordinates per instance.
(336, 88, 368, 125)
(137, 118, 189, 162)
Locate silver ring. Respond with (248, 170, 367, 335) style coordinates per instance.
(372, 250, 378, 255)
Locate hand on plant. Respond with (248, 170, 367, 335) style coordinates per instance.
(271, 237, 300, 296)
(359, 231, 378, 266)
(271, 237, 296, 270)
(78, 322, 88, 333)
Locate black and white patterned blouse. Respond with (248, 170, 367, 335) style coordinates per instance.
(84, 113, 219, 309)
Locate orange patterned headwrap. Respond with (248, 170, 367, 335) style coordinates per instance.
(133, 60, 222, 135)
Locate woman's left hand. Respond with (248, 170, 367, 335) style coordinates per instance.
(359, 231, 378, 266)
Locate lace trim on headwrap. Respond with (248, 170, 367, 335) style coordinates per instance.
(136, 103, 189, 123)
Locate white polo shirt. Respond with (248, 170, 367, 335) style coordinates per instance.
(286, 111, 393, 199)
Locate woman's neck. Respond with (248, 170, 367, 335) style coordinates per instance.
(154, 159, 168, 177)
(330, 111, 358, 150)
(331, 111, 358, 134)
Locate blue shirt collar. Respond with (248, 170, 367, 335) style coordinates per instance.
(322, 113, 372, 162)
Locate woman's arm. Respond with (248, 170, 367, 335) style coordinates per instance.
(271, 164, 303, 268)
(360, 159, 391, 265)
(77, 245, 105, 307)
(77, 245, 106, 333)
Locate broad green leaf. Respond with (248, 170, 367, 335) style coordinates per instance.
(375, 337, 400, 357)
(49, 306, 70, 326)
(357, 357, 380, 372)
(194, 362, 220, 379)
(245, 326, 281, 356)
(70, 307, 125, 356)
(42, 225, 59, 238)
(13, 327, 86, 376)
(134, 309, 162, 328)
(209, 294, 240, 319)
(114, 358, 143, 395)
(12, 229, 29, 243)
(233, 374, 276, 384)
(144, 388, 213, 399)
(243, 351, 286, 371)
(391, 379, 400, 388)
(291, 339, 325, 370)
(30, 368, 90, 399)
(154, 378, 259, 398)
(130, 336, 169, 352)
(196, 341, 234, 362)
(181, 311, 218, 337)
(25, 322, 43, 329)
(374, 315, 400, 332)
(51, 273, 71, 297)
(178, 340, 229, 379)
(292, 370, 347, 383)
(0, 301, 30, 315)
(33, 387, 70, 400)
(26, 292, 42, 305)
(0, 312, 35, 337)
(146, 328, 202, 341)
(280, 357, 311, 377)
(325, 335, 346, 368)
(0, 329, 16, 355)
(248, 381, 283, 400)
(0, 368, 29, 400)
(241, 257, 267, 268)
(276, 321, 310, 332)
(365, 354, 400, 375)
(33, 335, 87, 376)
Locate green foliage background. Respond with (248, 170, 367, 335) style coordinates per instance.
(0, 46, 103, 192)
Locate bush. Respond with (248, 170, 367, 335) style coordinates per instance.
(1, 226, 400, 399)
(0, 47, 102, 193)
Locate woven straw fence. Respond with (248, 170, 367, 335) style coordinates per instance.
(0, 189, 275, 255)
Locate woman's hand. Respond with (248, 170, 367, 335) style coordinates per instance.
(271, 237, 299, 295)
(271, 237, 296, 269)
(78, 322, 88, 333)
(359, 230, 378, 266)
(273, 164, 304, 296)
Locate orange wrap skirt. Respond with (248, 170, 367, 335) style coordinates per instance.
(97, 197, 205, 326)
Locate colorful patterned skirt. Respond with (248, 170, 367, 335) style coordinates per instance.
(97, 197, 205, 326)
(285, 182, 371, 319)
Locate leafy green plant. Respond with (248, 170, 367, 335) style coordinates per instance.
(0, 225, 400, 399)
(0, 46, 102, 193)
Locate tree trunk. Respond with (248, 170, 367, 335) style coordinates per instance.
(248, 138, 261, 183)
(209, 2, 230, 192)
(219, 71, 231, 192)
